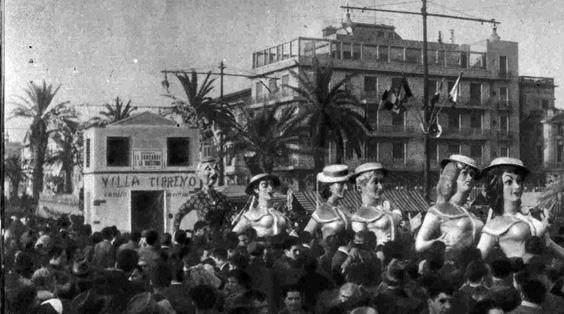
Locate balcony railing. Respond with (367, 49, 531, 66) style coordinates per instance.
(252, 37, 488, 72)
(498, 71, 513, 79)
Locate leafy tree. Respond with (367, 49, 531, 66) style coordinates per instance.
(164, 69, 235, 185)
(285, 59, 371, 171)
(88, 97, 137, 126)
(228, 104, 304, 174)
(47, 108, 82, 193)
(10, 81, 70, 201)
(4, 155, 28, 199)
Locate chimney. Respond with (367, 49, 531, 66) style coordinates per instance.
(438, 31, 443, 44)
(490, 25, 500, 41)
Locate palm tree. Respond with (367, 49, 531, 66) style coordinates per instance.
(228, 104, 304, 174)
(164, 69, 235, 185)
(4, 155, 28, 199)
(47, 109, 82, 194)
(285, 58, 372, 172)
(89, 97, 137, 126)
(10, 80, 70, 201)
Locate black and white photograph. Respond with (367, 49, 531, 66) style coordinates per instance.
(2, 1, 564, 313)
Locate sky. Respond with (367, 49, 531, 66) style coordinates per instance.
(4, 0, 564, 142)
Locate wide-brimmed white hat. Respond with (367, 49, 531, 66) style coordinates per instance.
(317, 164, 349, 183)
(440, 154, 479, 171)
(245, 173, 281, 195)
(481, 157, 530, 177)
(349, 162, 388, 183)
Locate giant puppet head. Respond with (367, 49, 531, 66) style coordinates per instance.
(197, 156, 219, 188)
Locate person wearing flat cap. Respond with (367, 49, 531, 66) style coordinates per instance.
(415, 154, 484, 257)
(232, 173, 291, 237)
(349, 162, 401, 246)
(173, 156, 237, 232)
(304, 164, 352, 240)
(477, 157, 564, 260)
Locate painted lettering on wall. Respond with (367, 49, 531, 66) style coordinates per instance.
(101, 175, 141, 188)
(100, 174, 198, 190)
(104, 191, 127, 198)
(167, 192, 191, 198)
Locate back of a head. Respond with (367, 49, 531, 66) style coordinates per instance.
(427, 279, 454, 300)
(465, 261, 488, 284)
(173, 230, 186, 244)
(490, 287, 521, 312)
(150, 262, 172, 289)
(521, 278, 547, 305)
(143, 230, 159, 246)
(490, 258, 512, 279)
(227, 269, 252, 289)
(130, 230, 141, 243)
(470, 299, 502, 314)
(117, 249, 139, 272)
(101, 227, 113, 241)
(189, 284, 217, 310)
(161, 233, 172, 246)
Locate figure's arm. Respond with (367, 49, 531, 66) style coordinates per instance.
(173, 200, 193, 232)
(232, 216, 248, 234)
(476, 232, 497, 260)
(547, 237, 564, 261)
(304, 215, 321, 235)
(414, 212, 441, 252)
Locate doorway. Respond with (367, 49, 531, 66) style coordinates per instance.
(131, 190, 164, 234)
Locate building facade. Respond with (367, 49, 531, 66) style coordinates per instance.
(82, 111, 200, 233)
(247, 21, 519, 186)
(519, 76, 562, 184)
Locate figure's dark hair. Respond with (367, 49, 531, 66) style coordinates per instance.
(319, 182, 332, 201)
(484, 165, 528, 215)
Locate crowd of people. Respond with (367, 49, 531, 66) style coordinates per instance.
(4, 155, 564, 314)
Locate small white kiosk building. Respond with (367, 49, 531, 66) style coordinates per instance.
(83, 112, 200, 233)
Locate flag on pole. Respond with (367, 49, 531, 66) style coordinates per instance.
(449, 73, 462, 105)
(393, 74, 413, 114)
(430, 78, 444, 107)
(378, 90, 396, 111)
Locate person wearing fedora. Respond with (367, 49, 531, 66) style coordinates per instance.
(304, 164, 352, 240)
(173, 156, 237, 233)
(232, 173, 291, 237)
(477, 157, 564, 260)
(415, 154, 483, 257)
(349, 162, 401, 246)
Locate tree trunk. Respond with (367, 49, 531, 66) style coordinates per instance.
(335, 141, 344, 164)
(32, 142, 47, 202)
(63, 160, 73, 193)
(313, 147, 325, 173)
(217, 136, 225, 186)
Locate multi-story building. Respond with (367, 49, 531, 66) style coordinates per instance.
(519, 76, 561, 184)
(247, 21, 519, 187)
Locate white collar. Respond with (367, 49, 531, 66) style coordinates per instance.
(338, 246, 349, 255)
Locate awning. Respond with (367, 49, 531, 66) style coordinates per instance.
(293, 189, 429, 214)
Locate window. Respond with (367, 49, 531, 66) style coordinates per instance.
(352, 43, 361, 60)
(500, 146, 509, 157)
(392, 112, 404, 127)
(202, 143, 213, 158)
(390, 47, 404, 63)
(167, 137, 190, 166)
(392, 142, 405, 161)
(499, 56, 507, 75)
(460, 52, 468, 68)
(470, 144, 482, 159)
(558, 124, 564, 136)
(558, 143, 563, 162)
(448, 112, 459, 129)
(85, 138, 90, 168)
(470, 112, 482, 129)
(378, 46, 388, 62)
(281, 75, 290, 96)
(446, 51, 461, 67)
(448, 144, 460, 154)
(363, 45, 378, 60)
(268, 78, 278, 95)
(542, 99, 550, 109)
(427, 50, 437, 64)
(470, 83, 482, 105)
(536, 144, 543, 161)
(255, 81, 263, 101)
(447, 80, 455, 93)
(364, 76, 377, 97)
(499, 115, 509, 132)
(106, 137, 130, 167)
(405, 48, 421, 64)
(367, 140, 379, 159)
(499, 87, 508, 106)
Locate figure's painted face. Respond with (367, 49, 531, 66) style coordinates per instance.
(502, 171, 523, 205)
(360, 171, 385, 200)
(255, 179, 275, 201)
(330, 182, 348, 199)
(456, 165, 477, 194)
(198, 162, 218, 188)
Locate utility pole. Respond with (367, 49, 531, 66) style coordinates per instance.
(340, 3, 499, 203)
(218, 60, 226, 186)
